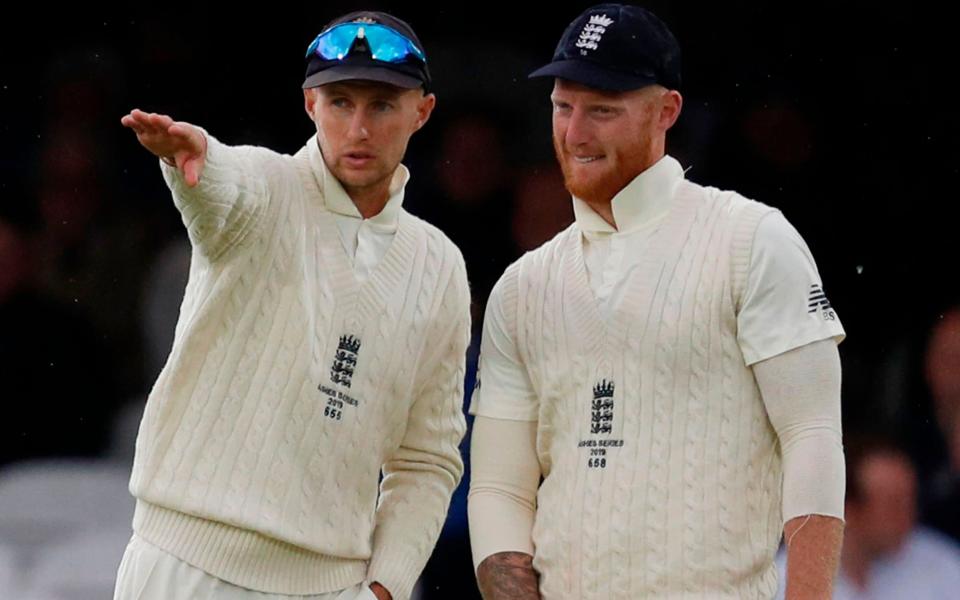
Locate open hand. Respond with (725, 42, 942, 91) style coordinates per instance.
(120, 109, 206, 187)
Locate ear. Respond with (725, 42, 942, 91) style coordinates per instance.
(660, 89, 683, 131)
(413, 92, 437, 132)
(304, 88, 318, 119)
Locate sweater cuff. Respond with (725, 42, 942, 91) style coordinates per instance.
(367, 542, 424, 600)
(159, 128, 234, 199)
(160, 130, 267, 260)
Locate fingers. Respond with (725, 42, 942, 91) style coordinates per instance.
(121, 108, 204, 181)
(167, 122, 194, 142)
(169, 123, 206, 157)
(121, 109, 176, 137)
(120, 113, 144, 134)
(182, 156, 202, 188)
(123, 109, 153, 130)
(145, 112, 174, 130)
(182, 157, 197, 187)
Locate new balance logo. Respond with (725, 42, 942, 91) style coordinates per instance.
(807, 284, 832, 313)
(808, 284, 837, 321)
(330, 334, 361, 388)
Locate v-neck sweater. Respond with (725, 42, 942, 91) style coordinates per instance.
(130, 134, 470, 600)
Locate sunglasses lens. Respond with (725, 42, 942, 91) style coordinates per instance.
(313, 24, 361, 60)
(364, 26, 418, 63)
(308, 23, 425, 64)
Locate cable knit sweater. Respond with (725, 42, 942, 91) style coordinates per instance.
(491, 182, 784, 598)
(129, 133, 470, 600)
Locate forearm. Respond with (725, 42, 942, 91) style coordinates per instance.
(754, 342, 845, 597)
(468, 417, 539, 568)
(477, 551, 541, 600)
(783, 515, 843, 600)
(368, 429, 464, 600)
(468, 417, 541, 598)
(369, 288, 469, 600)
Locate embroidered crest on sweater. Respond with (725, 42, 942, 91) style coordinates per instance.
(319, 335, 363, 421)
(331, 335, 361, 387)
(578, 378, 624, 469)
(591, 379, 615, 434)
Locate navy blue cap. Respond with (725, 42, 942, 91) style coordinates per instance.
(530, 4, 681, 92)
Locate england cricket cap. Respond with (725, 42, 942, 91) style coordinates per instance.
(530, 4, 681, 92)
(303, 11, 431, 90)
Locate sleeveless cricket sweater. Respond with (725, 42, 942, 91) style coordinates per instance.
(507, 179, 780, 599)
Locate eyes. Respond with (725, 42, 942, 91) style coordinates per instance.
(591, 105, 618, 116)
(552, 100, 573, 115)
(329, 97, 395, 113)
(551, 99, 621, 119)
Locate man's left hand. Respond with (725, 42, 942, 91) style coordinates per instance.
(369, 582, 392, 600)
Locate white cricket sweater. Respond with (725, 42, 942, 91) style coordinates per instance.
(129, 134, 470, 600)
(497, 181, 786, 598)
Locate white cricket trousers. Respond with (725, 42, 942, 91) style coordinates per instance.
(113, 534, 377, 600)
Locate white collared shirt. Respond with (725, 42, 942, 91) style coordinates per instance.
(573, 155, 682, 317)
(307, 137, 408, 283)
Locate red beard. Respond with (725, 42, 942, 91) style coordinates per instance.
(552, 134, 652, 206)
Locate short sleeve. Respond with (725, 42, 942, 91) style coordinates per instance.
(737, 212, 845, 365)
(468, 264, 539, 421)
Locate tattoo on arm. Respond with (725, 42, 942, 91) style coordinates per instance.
(476, 551, 541, 600)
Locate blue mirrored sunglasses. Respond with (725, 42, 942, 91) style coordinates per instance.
(305, 22, 426, 64)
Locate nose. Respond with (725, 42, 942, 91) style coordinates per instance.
(563, 107, 591, 150)
(347, 112, 370, 141)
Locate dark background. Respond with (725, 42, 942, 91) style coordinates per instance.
(2, 2, 958, 597)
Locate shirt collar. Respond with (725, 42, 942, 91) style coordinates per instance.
(306, 135, 409, 232)
(572, 154, 684, 235)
